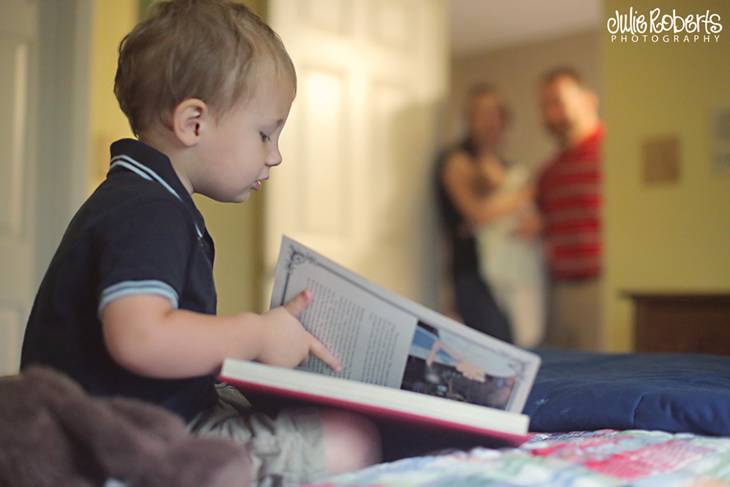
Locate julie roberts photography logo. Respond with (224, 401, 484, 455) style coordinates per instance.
(607, 7, 723, 44)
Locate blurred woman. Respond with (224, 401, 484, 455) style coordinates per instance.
(436, 84, 545, 347)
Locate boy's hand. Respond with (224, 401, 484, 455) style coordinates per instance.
(256, 290, 343, 372)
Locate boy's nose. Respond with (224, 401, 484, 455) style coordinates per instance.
(266, 148, 283, 167)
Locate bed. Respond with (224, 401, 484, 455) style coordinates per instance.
(307, 349, 730, 486)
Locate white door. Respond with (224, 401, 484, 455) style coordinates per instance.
(265, 0, 448, 306)
(0, 0, 37, 375)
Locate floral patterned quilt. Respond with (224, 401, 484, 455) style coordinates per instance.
(306, 430, 730, 486)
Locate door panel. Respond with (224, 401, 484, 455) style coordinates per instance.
(265, 0, 447, 306)
(298, 67, 350, 237)
(0, 0, 36, 375)
(0, 309, 23, 374)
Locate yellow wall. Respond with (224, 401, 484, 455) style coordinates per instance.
(89, 0, 266, 315)
(89, 0, 136, 190)
(602, 0, 730, 350)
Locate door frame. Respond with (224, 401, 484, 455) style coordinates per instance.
(32, 0, 93, 286)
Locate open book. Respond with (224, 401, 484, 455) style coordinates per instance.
(219, 236, 541, 445)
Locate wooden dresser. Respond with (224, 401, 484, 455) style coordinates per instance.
(623, 291, 730, 356)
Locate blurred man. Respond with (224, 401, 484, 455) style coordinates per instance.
(522, 67, 604, 350)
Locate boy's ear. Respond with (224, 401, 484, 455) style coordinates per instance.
(172, 98, 209, 146)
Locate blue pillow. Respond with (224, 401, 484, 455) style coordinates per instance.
(524, 349, 730, 436)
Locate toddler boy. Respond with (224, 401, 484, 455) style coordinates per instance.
(21, 1, 380, 484)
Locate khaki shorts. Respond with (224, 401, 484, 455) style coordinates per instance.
(188, 384, 328, 487)
(546, 277, 603, 351)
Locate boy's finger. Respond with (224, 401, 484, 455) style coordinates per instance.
(284, 289, 312, 317)
(309, 337, 342, 372)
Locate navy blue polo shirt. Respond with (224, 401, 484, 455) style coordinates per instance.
(21, 138, 218, 421)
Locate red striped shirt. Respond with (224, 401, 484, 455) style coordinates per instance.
(538, 125, 604, 280)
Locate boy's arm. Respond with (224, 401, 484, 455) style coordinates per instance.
(101, 289, 341, 379)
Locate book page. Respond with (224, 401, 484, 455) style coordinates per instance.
(270, 236, 540, 413)
(270, 240, 417, 388)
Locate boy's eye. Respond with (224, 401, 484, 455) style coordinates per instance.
(260, 132, 271, 142)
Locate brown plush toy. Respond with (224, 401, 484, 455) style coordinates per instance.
(0, 367, 250, 487)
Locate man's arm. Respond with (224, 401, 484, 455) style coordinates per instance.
(101, 289, 341, 379)
(512, 209, 543, 239)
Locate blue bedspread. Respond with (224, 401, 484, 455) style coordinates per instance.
(524, 349, 730, 436)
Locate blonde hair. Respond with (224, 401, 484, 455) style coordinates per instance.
(114, 0, 296, 136)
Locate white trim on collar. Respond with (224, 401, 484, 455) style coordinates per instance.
(110, 155, 204, 239)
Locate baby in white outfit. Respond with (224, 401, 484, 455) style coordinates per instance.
(475, 162, 545, 348)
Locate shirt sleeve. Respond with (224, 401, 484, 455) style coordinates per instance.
(95, 198, 195, 316)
